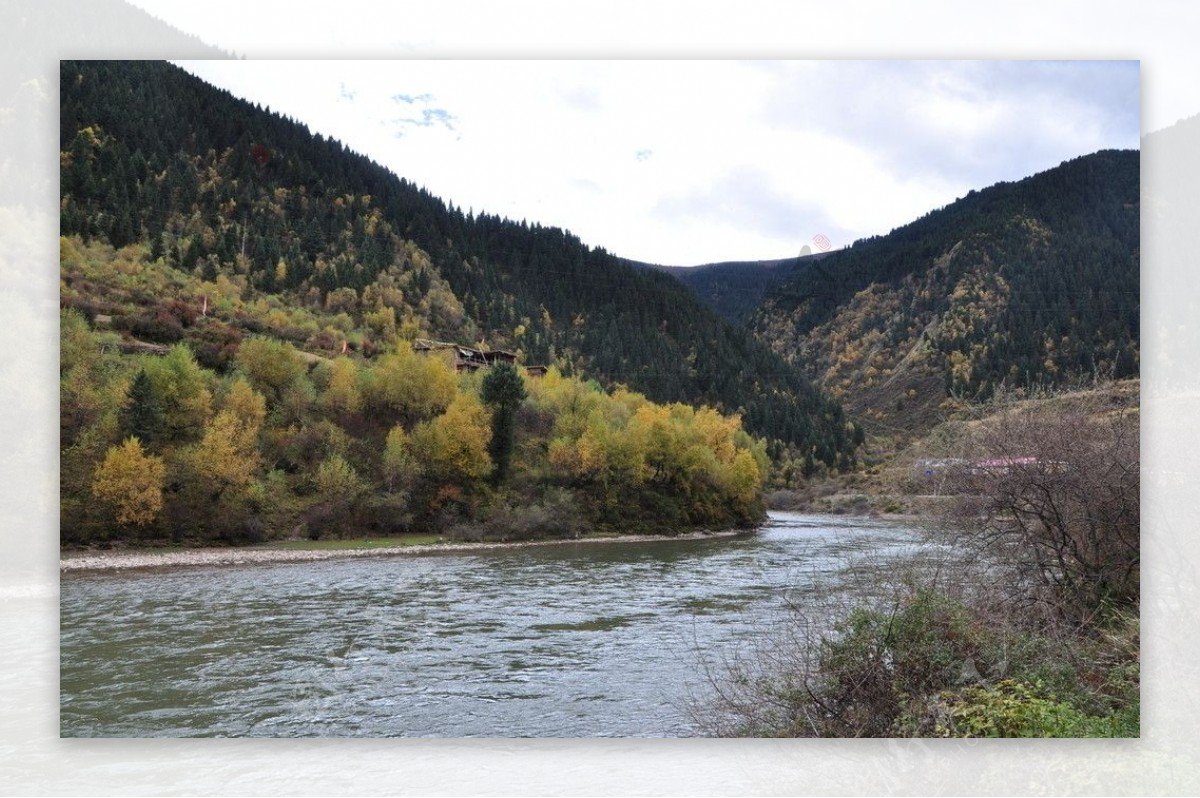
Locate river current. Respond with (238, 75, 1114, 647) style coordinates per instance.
(60, 512, 933, 737)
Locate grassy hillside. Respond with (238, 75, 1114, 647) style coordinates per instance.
(768, 378, 1139, 513)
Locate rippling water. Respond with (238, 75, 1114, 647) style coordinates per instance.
(60, 513, 932, 737)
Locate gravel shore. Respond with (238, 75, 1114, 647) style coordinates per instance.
(60, 530, 748, 574)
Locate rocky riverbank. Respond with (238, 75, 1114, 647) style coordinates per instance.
(60, 529, 750, 574)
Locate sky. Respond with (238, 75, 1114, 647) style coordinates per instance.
(171, 58, 1140, 266)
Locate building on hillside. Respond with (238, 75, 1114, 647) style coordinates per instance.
(412, 338, 544, 375)
(969, 456, 1042, 474)
(915, 458, 966, 477)
(915, 455, 1045, 478)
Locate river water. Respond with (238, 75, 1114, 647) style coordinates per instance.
(60, 512, 935, 738)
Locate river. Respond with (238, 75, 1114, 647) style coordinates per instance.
(59, 512, 936, 737)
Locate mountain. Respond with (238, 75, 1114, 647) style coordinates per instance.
(638, 255, 828, 325)
(58, 59, 860, 469)
(746, 150, 1140, 445)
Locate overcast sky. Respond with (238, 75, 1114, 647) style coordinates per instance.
(170, 59, 1138, 266)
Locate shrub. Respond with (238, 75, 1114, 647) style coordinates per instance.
(695, 580, 1140, 738)
(186, 321, 242, 372)
(935, 679, 1107, 738)
(940, 402, 1139, 621)
(447, 489, 587, 542)
(806, 589, 994, 736)
(128, 308, 184, 343)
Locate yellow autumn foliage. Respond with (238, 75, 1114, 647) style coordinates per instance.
(536, 372, 764, 522)
(409, 393, 493, 482)
(183, 409, 260, 495)
(91, 437, 166, 526)
(320, 357, 362, 415)
(363, 341, 457, 424)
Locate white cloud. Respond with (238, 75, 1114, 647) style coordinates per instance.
(173, 59, 1139, 266)
(764, 60, 1139, 190)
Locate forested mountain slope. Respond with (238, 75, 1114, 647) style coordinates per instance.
(747, 150, 1139, 443)
(59, 59, 857, 467)
(646, 256, 821, 324)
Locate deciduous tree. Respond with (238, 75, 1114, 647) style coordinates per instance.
(318, 356, 362, 416)
(942, 401, 1139, 620)
(91, 437, 166, 527)
(142, 343, 212, 441)
(382, 424, 417, 492)
(361, 342, 457, 426)
(235, 337, 306, 404)
(409, 393, 492, 484)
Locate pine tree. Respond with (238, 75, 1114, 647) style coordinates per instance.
(481, 362, 527, 484)
(118, 369, 165, 449)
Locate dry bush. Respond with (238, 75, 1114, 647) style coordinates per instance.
(938, 401, 1139, 623)
(688, 554, 1139, 738)
(689, 388, 1139, 737)
(686, 552, 982, 738)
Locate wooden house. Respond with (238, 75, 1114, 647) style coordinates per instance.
(413, 338, 519, 373)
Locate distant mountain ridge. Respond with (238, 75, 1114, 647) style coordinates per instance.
(628, 254, 829, 324)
